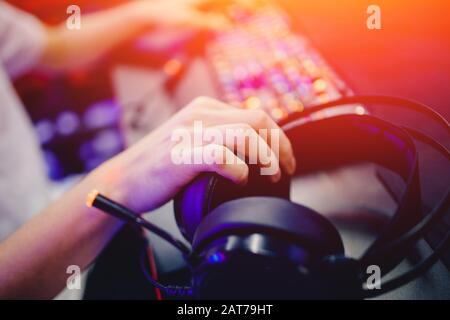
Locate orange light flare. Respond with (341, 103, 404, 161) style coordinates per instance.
(86, 189, 99, 208)
(163, 59, 183, 77)
(313, 78, 327, 93)
(271, 107, 287, 120)
(244, 96, 262, 109)
(355, 105, 366, 115)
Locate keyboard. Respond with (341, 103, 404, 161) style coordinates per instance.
(206, 5, 366, 123)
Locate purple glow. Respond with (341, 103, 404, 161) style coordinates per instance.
(56, 111, 80, 136)
(208, 252, 226, 264)
(83, 100, 119, 130)
(35, 119, 55, 144)
(384, 131, 406, 150)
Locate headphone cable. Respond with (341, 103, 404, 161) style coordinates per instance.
(86, 190, 194, 298)
(139, 247, 193, 298)
(361, 127, 450, 263)
(280, 95, 450, 133)
(86, 190, 191, 256)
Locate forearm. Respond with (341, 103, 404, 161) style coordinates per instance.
(0, 168, 123, 299)
(40, 2, 151, 71)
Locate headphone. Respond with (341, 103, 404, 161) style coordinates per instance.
(172, 96, 450, 299)
(90, 95, 449, 299)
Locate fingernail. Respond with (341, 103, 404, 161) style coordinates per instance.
(239, 176, 249, 186)
(287, 157, 297, 175)
(270, 170, 282, 183)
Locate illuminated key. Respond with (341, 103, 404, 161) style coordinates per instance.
(244, 96, 262, 109)
(313, 78, 327, 93)
(271, 107, 286, 120)
(317, 93, 330, 104)
(355, 106, 366, 115)
(163, 59, 182, 76)
(286, 100, 304, 113)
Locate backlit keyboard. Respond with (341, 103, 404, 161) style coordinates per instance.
(206, 6, 366, 122)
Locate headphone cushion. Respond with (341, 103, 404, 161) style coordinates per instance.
(192, 197, 344, 256)
(174, 168, 291, 242)
(174, 174, 217, 242)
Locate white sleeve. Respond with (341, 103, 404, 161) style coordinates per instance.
(0, 1, 46, 78)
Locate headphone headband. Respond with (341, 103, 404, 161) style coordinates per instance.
(283, 115, 423, 268)
(285, 115, 422, 250)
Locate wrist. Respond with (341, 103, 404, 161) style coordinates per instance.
(87, 159, 128, 208)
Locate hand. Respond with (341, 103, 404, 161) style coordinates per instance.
(132, 0, 232, 31)
(93, 97, 296, 213)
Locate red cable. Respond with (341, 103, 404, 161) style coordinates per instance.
(146, 244, 163, 300)
(140, 228, 162, 300)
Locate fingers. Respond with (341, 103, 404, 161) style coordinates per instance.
(239, 108, 296, 175)
(191, 144, 249, 185)
(185, 97, 296, 175)
(184, 0, 264, 10)
(227, 109, 295, 175)
(171, 122, 279, 182)
(186, 9, 231, 31)
(207, 123, 281, 182)
(230, 0, 266, 10)
(179, 0, 211, 5)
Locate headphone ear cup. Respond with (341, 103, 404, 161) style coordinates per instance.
(192, 197, 344, 257)
(174, 174, 219, 242)
(174, 166, 292, 242)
